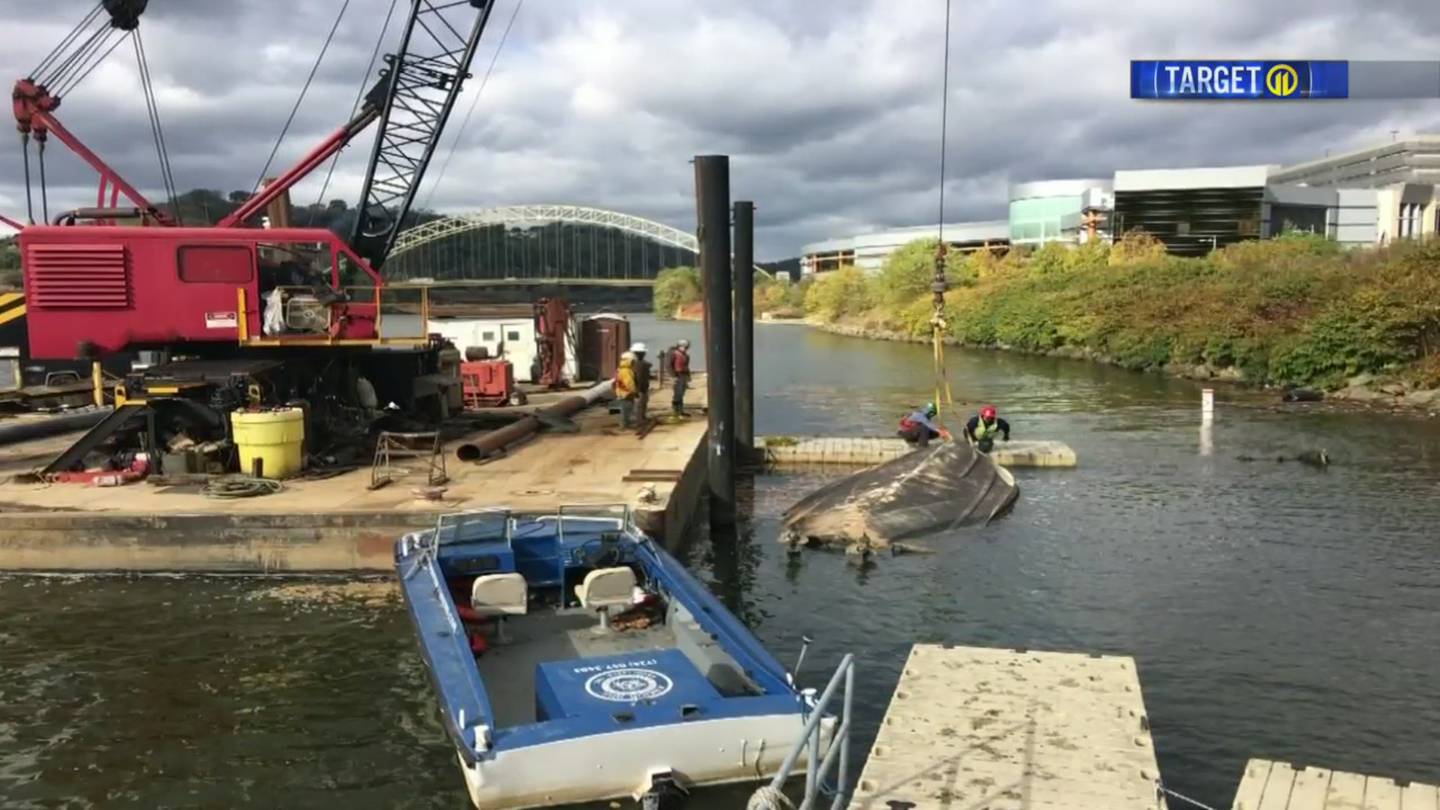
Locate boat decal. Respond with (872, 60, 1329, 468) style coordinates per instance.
(584, 667, 674, 702)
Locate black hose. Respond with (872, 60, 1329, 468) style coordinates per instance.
(38, 142, 48, 223)
(21, 139, 34, 225)
(0, 408, 112, 447)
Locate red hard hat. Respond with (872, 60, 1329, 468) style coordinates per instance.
(980, 405, 997, 420)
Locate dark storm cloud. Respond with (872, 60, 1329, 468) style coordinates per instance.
(2, 0, 1439, 256)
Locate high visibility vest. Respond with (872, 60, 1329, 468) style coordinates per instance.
(974, 417, 1000, 440)
(615, 367, 637, 398)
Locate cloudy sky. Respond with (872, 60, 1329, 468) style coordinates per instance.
(3, 0, 1439, 257)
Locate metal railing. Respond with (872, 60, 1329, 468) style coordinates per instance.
(758, 653, 855, 810)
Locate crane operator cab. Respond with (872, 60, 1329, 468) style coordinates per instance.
(257, 241, 349, 337)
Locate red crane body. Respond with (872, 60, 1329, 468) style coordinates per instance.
(19, 223, 384, 359)
(10, 0, 494, 362)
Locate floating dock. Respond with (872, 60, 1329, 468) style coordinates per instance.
(0, 386, 709, 573)
(850, 644, 1163, 809)
(1232, 760, 1439, 810)
(758, 436, 1077, 468)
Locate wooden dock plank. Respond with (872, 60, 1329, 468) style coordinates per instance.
(1232, 760, 1274, 810)
(1400, 781, 1439, 810)
(1328, 770, 1372, 810)
(1287, 767, 1333, 809)
(1234, 761, 1440, 810)
(850, 644, 1162, 810)
(1255, 762, 1298, 810)
(1367, 777, 1403, 810)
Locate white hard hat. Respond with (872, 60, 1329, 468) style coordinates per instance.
(621, 351, 635, 361)
(630, 342, 646, 353)
(677, 339, 690, 348)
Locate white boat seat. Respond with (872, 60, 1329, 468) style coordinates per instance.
(573, 567, 636, 629)
(471, 573, 529, 618)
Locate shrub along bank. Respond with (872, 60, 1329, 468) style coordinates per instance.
(653, 265, 806, 320)
(800, 232, 1440, 399)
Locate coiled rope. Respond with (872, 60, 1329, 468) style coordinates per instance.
(204, 476, 283, 499)
(746, 785, 794, 810)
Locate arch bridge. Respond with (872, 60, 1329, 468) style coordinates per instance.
(385, 204, 767, 285)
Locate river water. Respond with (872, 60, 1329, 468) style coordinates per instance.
(3, 316, 1439, 808)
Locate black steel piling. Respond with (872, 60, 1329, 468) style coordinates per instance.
(732, 200, 756, 464)
(694, 155, 736, 528)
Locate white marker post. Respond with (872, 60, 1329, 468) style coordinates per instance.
(1199, 388, 1215, 456)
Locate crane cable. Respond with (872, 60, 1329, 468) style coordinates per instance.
(308, 0, 402, 223)
(20, 3, 172, 223)
(32, 2, 104, 82)
(134, 29, 180, 222)
(420, 0, 526, 212)
(931, 0, 959, 428)
(252, 0, 352, 196)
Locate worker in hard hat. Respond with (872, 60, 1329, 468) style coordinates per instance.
(964, 405, 1011, 453)
(669, 339, 692, 416)
(630, 342, 652, 432)
(614, 352, 638, 428)
(897, 402, 949, 448)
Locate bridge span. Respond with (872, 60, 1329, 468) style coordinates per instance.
(385, 204, 768, 285)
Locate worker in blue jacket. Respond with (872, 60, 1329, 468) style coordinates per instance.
(898, 403, 949, 447)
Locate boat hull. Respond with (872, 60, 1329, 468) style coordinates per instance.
(782, 440, 1018, 547)
(460, 713, 823, 809)
(395, 510, 832, 809)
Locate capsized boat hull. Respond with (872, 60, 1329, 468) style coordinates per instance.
(782, 441, 1018, 547)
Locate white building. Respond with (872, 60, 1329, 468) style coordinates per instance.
(799, 136, 1440, 272)
(1270, 137, 1440, 244)
(799, 220, 1008, 277)
(1008, 179, 1114, 247)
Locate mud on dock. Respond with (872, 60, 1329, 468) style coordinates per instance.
(0, 389, 710, 573)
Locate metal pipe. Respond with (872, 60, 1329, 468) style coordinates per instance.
(0, 407, 112, 447)
(732, 200, 755, 461)
(767, 653, 855, 794)
(455, 380, 613, 462)
(695, 155, 735, 528)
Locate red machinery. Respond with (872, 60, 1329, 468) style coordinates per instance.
(460, 357, 516, 409)
(4, 1, 500, 479)
(534, 297, 572, 389)
(10, 1, 497, 363)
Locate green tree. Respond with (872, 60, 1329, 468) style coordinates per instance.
(0, 238, 18, 269)
(653, 266, 701, 318)
(875, 238, 971, 308)
(804, 266, 874, 321)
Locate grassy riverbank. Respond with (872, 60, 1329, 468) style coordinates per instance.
(795, 233, 1440, 405)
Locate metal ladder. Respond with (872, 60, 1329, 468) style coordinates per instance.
(753, 654, 856, 810)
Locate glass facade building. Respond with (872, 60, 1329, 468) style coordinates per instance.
(1008, 180, 1113, 246)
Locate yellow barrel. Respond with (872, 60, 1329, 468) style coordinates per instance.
(230, 408, 305, 479)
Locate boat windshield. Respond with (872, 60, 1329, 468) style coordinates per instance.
(435, 510, 511, 546)
(555, 504, 631, 539)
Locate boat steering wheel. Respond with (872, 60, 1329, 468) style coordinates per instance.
(572, 537, 625, 569)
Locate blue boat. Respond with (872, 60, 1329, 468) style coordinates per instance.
(396, 505, 846, 809)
